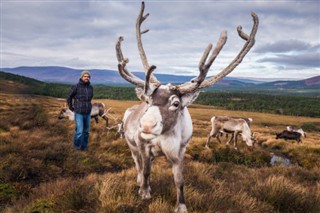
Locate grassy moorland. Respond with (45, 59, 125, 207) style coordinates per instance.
(0, 92, 319, 213)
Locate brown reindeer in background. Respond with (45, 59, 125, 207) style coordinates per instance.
(206, 116, 255, 150)
(58, 103, 109, 127)
(115, 2, 258, 212)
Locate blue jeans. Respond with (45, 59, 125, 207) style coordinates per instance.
(73, 113, 91, 150)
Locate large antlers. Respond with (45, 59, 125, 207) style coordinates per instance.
(115, 2, 159, 93)
(176, 12, 259, 94)
(136, 2, 160, 85)
(175, 31, 228, 93)
(116, 2, 259, 96)
(116, 37, 145, 87)
(198, 12, 259, 89)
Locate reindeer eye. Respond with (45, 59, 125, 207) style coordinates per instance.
(173, 101, 180, 107)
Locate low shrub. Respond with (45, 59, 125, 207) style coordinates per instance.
(0, 183, 19, 209)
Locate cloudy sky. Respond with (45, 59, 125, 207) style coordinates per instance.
(1, 0, 319, 80)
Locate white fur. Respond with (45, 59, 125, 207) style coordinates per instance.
(122, 87, 195, 212)
(139, 106, 163, 140)
(62, 109, 75, 120)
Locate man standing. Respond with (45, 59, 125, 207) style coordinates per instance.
(67, 70, 93, 151)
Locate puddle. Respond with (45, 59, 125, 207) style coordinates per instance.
(270, 153, 291, 167)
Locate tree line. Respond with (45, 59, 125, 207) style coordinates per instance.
(1, 71, 319, 117)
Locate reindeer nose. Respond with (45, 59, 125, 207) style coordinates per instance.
(139, 117, 158, 133)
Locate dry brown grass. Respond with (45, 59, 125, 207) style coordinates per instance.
(1, 92, 320, 212)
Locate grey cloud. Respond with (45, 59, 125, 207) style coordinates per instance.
(258, 53, 320, 68)
(2, 0, 320, 79)
(255, 40, 314, 53)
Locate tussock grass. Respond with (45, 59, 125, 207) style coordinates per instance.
(1, 93, 320, 212)
(253, 175, 319, 212)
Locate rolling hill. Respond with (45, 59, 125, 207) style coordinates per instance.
(258, 75, 320, 89)
(1, 66, 319, 95)
(0, 66, 261, 86)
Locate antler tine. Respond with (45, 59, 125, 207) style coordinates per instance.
(144, 65, 157, 95)
(202, 31, 227, 72)
(175, 31, 227, 94)
(198, 12, 259, 89)
(136, 1, 160, 84)
(116, 36, 145, 87)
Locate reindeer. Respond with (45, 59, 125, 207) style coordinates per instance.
(286, 125, 306, 138)
(206, 116, 255, 150)
(115, 2, 258, 212)
(58, 103, 109, 127)
(220, 116, 253, 140)
(276, 130, 302, 143)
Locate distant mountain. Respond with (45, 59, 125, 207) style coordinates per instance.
(258, 75, 320, 90)
(0, 66, 261, 86)
(1, 69, 319, 97)
(1, 67, 319, 96)
(304, 76, 320, 86)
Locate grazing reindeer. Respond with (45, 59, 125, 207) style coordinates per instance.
(115, 2, 258, 212)
(276, 130, 302, 143)
(206, 116, 255, 150)
(221, 116, 253, 140)
(286, 125, 306, 138)
(58, 103, 109, 127)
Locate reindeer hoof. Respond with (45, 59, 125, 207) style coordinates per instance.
(139, 190, 151, 200)
(139, 187, 151, 200)
(205, 145, 209, 149)
(174, 204, 188, 213)
(142, 193, 151, 200)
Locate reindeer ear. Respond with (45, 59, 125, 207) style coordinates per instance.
(181, 91, 200, 108)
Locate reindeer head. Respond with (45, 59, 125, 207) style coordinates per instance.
(115, 2, 258, 139)
(134, 84, 200, 139)
(58, 107, 74, 120)
(248, 133, 257, 150)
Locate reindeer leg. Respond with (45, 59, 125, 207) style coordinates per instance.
(205, 134, 212, 148)
(216, 133, 222, 144)
(234, 131, 239, 150)
(138, 144, 152, 199)
(172, 160, 187, 213)
(102, 116, 109, 128)
(206, 129, 216, 148)
(94, 116, 99, 123)
(130, 150, 143, 185)
(226, 133, 234, 145)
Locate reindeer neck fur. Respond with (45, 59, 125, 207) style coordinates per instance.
(239, 123, 252, 141)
